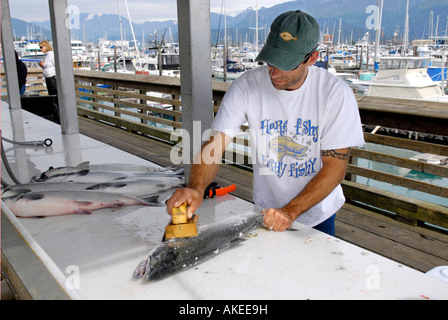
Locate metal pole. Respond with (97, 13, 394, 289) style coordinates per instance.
(374, 0, 383, 64)
(1, 0, 22, 109)
(176, 0, 214, 181)
(48, 0, 79, 134)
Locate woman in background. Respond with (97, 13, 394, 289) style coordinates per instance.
(39, 40, 57, 96)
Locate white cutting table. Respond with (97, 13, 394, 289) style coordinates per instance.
(2, 102, 448, 300)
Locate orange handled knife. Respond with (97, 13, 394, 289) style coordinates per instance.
(204, 182, 236, 198)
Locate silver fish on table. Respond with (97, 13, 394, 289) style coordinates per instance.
(31, 162, 183, 182)
(1, 182, 98, 199)
(35, 170, 133, 183)
(133, 212, 264, 281)
(2, 176, 185, 199)
(31, 161, 90, 181)
(34, 170, 183, 184)
(88, 164, 183, 174)
(3, 190, 163, 218)
(85, 176, 185, 198)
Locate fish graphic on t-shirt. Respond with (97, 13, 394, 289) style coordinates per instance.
(269, 136, 308, 162)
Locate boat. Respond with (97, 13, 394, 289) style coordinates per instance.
(73, 56, 93, 70)
(15, 39, 45, 59)
(233, 49, 258, 70)
(212, 61, 246, 81)
(130, 51, 180, 77)
(410, 153, 448, 166)
(71, 40, 87, 56)
(346, 70, 375, 94)
(328, 52, 357, 70)
(367, 56, 448, 102)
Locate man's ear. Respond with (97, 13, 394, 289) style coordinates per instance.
(306, 51, 320, 66)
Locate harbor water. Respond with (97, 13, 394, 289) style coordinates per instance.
(356, 143, 448, 208)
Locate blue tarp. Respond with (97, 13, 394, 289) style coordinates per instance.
(427, 67, 447, 82)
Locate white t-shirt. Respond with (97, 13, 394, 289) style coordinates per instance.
(212, 65, 365, 227)
(42, 51, 56, 78)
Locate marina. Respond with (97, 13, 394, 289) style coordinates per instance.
(2, 103, 448, 300)
(2, 0, 448, 301)
(2, 67, 448, 299)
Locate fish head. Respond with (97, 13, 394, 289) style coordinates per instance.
(1, 187, 32, 199)
(144, 242, 178, 281)
(269, 136, 308, 162)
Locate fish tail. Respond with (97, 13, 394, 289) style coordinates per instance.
(76, 161, 90, 169)
(141, 195, 165, 206)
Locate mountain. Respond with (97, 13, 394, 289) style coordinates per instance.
(11, 0, 448, 46)
(10, 18, 52, 41)
(221, 0, 448, 45)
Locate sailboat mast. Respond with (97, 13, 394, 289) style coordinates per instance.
(224, 0, 227, 82)
(374, 0, 383, 64)
(123, 0, 142, 70)
(256, 0, 259, 52)
(338, 18, 341, 47)
(117, 0, 126, 71)
(403, 0, 410, 55)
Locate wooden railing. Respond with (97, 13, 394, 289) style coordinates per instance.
(344, 133, 448, 230)
(3, 69, 448, 232)
(74, 70, 184, 141)
(1, 68, 48, 97)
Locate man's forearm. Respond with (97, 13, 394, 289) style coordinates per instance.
(166, 131, 231, 216)
(188, 131, 232, 194)
(282, 148, 350, 220)
(188, 162, 221, 195)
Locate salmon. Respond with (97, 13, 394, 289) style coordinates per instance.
(133, 213, 263, 281)
(3, 190, 163, 218)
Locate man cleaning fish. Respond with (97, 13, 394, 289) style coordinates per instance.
(167, 10, 365, 237)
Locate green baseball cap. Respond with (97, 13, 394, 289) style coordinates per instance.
(256, 10, 320, 71)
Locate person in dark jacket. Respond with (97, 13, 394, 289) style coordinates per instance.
(15, 50, 27, 95)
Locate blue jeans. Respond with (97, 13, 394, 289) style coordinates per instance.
(312, 214, 336, 236)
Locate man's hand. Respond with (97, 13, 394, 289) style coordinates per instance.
(166, 187, 203, 219)
(262, 208, 294, 232)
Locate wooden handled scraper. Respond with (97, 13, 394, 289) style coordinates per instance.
(163, 202, 198, 240)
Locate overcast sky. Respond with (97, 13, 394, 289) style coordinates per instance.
(9, 0, 288, 23)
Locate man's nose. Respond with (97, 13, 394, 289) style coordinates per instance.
(269, 66, 283, 78)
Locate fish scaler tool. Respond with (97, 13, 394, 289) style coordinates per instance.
(163, 183, 236, 240)
(164, 202, 199, 240)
